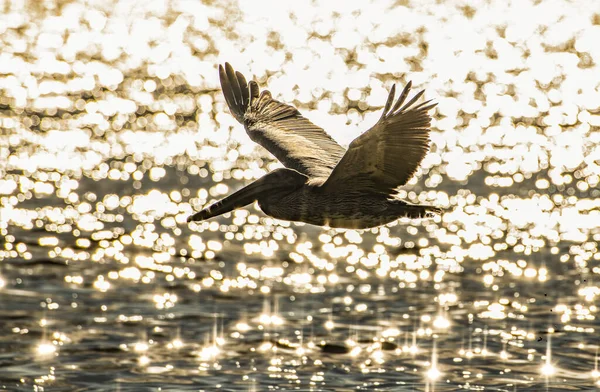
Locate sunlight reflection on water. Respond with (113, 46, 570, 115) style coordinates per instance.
(1, 0, 600, 390)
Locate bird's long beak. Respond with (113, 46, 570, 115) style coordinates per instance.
(187, 177, 271, 223)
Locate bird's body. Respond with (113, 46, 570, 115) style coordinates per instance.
(259, 182, 429, 229)
(187, 63, 441, 229)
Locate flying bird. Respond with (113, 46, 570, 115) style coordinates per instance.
(187, 63, 441, 229)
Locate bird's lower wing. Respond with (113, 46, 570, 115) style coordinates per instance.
(322, 82, 436, 196)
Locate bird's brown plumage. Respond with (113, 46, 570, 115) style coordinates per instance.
(219, 63, 345, 180)
(187, 63, 441, 229)
(323, 82, 437, 196)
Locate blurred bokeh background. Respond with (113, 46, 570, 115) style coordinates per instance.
(1, 0, 599, 390)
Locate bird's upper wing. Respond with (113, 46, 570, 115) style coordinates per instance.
(219, 63, 346, 179)
(322, 82, 436, 196)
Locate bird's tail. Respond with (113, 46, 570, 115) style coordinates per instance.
(218, 62, 259, 123)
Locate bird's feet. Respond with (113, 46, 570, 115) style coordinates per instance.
(404, 205, 443, 219)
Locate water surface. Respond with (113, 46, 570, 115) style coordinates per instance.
(1, 0, 600, 390)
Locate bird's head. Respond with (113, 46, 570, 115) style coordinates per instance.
(261, 167, 307, 189)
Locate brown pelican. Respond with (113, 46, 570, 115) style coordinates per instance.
(187, 63, 441, 229)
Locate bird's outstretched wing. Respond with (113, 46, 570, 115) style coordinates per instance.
(219, 63, 346, 179)
(322, 82, 436, 196)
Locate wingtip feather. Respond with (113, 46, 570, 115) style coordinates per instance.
(381, 84, 396, 119)
(390, 81, 412, 114)
(220, 62, 251, 123)
(397, 89, 425, 114)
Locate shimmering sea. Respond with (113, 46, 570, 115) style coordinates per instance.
(1, 0, 600, 390)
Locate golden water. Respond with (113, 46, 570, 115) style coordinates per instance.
(1, 0, 599, 390)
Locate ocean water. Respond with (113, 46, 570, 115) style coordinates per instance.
(1, 0, 600, 390)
